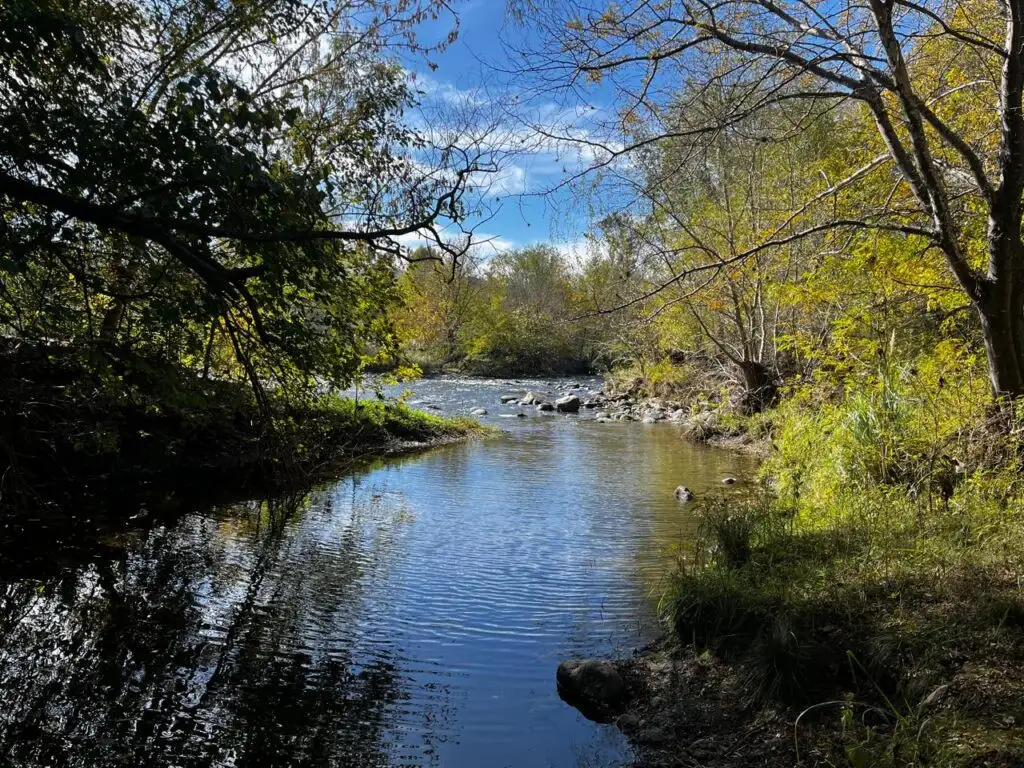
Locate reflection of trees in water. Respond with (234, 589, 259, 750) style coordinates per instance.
(0, 490, 419, 767)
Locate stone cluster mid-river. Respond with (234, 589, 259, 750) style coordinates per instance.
(0, 377, 756, 768)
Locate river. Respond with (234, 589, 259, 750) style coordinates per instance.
(0, 377, 757, 768)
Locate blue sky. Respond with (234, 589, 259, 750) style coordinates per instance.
(396, 1, 618, 262)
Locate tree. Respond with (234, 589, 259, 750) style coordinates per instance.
(396, 247, 484, 364)
(0, 0, 484, 395)
(513, 0, 1024, 400)
(477, 245, 594, 374)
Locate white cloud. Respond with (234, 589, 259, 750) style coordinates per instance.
(473, 163, 527, 197)
(470, 232, 516, 257)
(552, 236, 609, 269)
(394, 232, 432, 250)
(408, 72, 486, 107)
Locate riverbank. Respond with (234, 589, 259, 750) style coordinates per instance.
(580, 386, 772, 458)
(598, 551, 1024, 766)
(1, 344, 481, 513)
(560, 442, 1024, 767)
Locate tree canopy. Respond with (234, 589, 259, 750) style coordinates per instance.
(510, 0, 1024, 401)
(1, 0, 478, 397)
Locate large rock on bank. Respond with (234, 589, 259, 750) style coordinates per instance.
(556, 659, 631, 723)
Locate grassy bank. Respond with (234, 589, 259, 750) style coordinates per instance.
(659, 490, 1024, 764)
(626, 373, 1024, 766)
(1, 343, 480, 514)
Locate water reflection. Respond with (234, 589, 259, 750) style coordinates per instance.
(0, 496, 416, 767)
(0, 380, 756, 767)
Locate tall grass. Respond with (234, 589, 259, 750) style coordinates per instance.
(659, 347, 1024, 762)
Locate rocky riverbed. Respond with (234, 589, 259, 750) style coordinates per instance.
(504, 384, 693, 423)
(489, 382, 770, 456)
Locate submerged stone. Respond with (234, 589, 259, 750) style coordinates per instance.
(674, 486, 695, 502)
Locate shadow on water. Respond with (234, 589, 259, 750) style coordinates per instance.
(0, 378, 757, 767)
(0, 494, 418, 768)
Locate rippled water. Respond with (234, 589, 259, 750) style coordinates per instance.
(0, 377, 756, 768)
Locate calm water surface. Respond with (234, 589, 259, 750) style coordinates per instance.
(0, 377, 756, 767)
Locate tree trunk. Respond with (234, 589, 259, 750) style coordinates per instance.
(736, 360, 778, 414)
(977, 284, 1024, 400)
(99, 300, 125, 342)
(201, 321, 218, 380)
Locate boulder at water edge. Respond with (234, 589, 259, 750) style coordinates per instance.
(555, 394, 581, 413)
(556, 659, 630, 723)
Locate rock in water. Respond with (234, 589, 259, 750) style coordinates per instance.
(556, 659, 630, 723)
(722, 477, 737, 485)
(520, 391, 545, 405)
(674, 486, 695, 502)
(500, 395, 520, 404)
(470, 408, 488, 416)
(555, 394, 581, 413)
(537, 401, 555, 412)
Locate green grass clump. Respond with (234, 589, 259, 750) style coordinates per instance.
(305, 394, 480, 443)
(606, 358, 709, 400)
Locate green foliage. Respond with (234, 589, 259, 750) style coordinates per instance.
(396, 245, 607, 375)
(766, 333, 990, 516)
(658, 344, 1024, 760)
(605, 358, 707, 399)
(1, 0, 461, 400)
